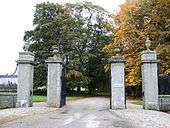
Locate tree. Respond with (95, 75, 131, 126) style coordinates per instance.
(65, 2, 112, 94)
(24, 2, 86, 91)
(24, 2, 112, 94)
(104, 0, 170, 86)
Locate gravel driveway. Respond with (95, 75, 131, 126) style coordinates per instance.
(0, 97, 170, 128)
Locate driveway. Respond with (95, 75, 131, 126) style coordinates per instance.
(0, 97, 133, 128)
(0, 97, 170, 128)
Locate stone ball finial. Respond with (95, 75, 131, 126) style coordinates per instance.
(114, 46, 121, 56)
(23, 42, 30, 52)
(114, 44, 123, 56)
(145, 36, 151, 51)
(52, 45, 59, 55)
(52, 45, 61, 59)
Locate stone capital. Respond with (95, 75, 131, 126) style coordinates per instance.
(17, 51, 34, 65)
(109, 56, 125, 63)
(16, 60, 35, 65)
(141, 50, 157, 60)
(141, 50, 159, 64)
(18, 52, 34, 61)
(141, 60, 159, 64)
(46, 56, 63, 64)
(19, 52, 34, 56)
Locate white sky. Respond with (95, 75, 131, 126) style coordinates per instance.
(0, 0, 125, 74)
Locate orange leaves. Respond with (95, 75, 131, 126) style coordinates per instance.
(103, 43, 114, 55)
(105, 0, 170, 86)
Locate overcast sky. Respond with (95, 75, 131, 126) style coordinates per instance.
(0, 0, 125, 74)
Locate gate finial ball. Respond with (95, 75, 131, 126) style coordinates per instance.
(145, 36, 151, 51)
(23, 42, 30, 52)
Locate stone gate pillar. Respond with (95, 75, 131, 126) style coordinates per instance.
(46, 48, 63, 108)
(110, 48, 125, 109)
(141, 37, 159, 110)
(16, 43, 34, 107)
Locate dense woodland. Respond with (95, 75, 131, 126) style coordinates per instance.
(24, 0, 170, 96)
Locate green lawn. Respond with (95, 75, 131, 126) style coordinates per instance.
(33, 95, 47, 102)
(33, 95, 87, 102)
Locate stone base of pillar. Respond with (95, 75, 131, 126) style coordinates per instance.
(144, 102, 159, 110)
(16, 99, 33, 108)
(47, 102, 61, 108)
(111, 86, 125, 109)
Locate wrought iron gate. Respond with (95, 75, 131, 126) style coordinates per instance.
(60, 63, 67, 107)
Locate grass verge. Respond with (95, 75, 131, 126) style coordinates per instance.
(33, 95, 47, 102)
(128, 99, 143, 105)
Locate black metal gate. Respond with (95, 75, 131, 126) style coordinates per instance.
(60, 64, 66, 107)
(109, 70, 112, 109)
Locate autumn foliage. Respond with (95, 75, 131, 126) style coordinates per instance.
(105, 0, 170, 86)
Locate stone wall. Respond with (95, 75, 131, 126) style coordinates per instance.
(0, 92, 17, 109)
(159, 95, 170, 111)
